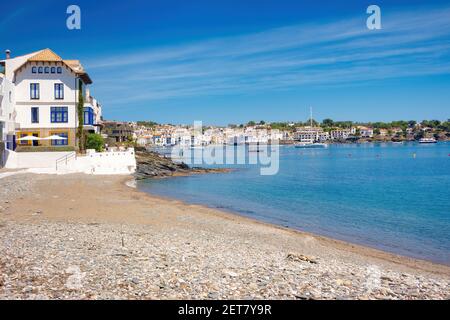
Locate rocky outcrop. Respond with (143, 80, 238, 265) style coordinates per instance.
(134, 147, 228, 180)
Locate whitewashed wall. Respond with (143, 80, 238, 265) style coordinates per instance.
(0, 76, 16, 138)
(2, 51, 37, 81)
(4, 148, 136, 175)
(73, 149, 136, 174)
(14, 62, 79, 130)
(4, 150, 73, 169)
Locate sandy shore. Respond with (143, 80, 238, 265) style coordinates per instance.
(0, 172, 449, 299)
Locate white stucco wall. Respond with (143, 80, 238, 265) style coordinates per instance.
(14, 62, 79, 130)
(74, 149, 136, 175)
(14, 63, 77, 103)
(0, 75, 16, 138)
(15, 104, 77, 129)
(4, 148, 136, 175)
(4, 150, 73, 169)
(1, 51, 38, 81)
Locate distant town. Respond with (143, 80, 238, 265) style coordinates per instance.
(1, 48, 448, 168)
(103, 118, 450, 147)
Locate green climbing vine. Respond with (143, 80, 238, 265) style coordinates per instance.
(77, 79, 85, 152)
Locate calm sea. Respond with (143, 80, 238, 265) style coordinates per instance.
(137, 142, 450, 265)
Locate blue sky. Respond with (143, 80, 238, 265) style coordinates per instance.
(1, 0, 450, 125)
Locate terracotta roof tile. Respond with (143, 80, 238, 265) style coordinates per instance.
(28, 48, 63, 62)
(63, 59, 85, 73)
(13, 48, 93, 84)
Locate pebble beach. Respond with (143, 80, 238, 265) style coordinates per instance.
(0, 172, 449, 300)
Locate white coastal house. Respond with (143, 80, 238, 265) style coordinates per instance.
(357, 126, 374, 138)
(85, 90, 102, 134)
(0, 73, 16, 166)
(330, 128, 356, 140)
(0, 74, 16, 143)
(0, 48, 102, 149)
(269, 129, 283, 141)
(203, 128, 227, 145)
(0, 49, 136, 175)
(136, 135, 153, 146)
(294, 126, 329, 143)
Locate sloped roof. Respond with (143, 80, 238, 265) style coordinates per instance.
(63, 59, 85, 73)
(28, 48, 63, 62)
(14, 48, 92, 84)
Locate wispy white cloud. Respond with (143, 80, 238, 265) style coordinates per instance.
(86, 6, 450, 106)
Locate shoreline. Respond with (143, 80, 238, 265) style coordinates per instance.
(133, 176, 450, 273)
(1, 172, 449, 299)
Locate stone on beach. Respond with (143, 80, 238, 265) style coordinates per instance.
(287, 253, 318, 264)
(0, 172, 449, 300)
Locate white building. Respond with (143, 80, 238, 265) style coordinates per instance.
(294, 127, 329, 143)
(269, 129, 283, 141)
(0, 72, 17, 166)
(357, 126, 374, 138)
(171, 127, 192, 147)
(0, 48, 102, 149)
(203, 128, 225, 145)
(0, 73, 16, 147)
(136, 135, 153, 146)
(85, 88, 102, 134)
(330, 128, 355, 140)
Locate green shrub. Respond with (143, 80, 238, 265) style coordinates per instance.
(85, 133, 104, 152)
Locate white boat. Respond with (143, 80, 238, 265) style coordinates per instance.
(419, 137, 437, 144)
(295, 142, 328, 148)
(294, 107, 328, 149)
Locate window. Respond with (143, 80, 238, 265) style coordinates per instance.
(18, 133, 39, 146)
(6, 134, 14, 150)
(83, 107, 94, 125)
(32, 67, 37, 73)
(18, 133, 29, 145)
(38, 67, 43, 73)
(51, 132, 68, 146)
(51, 67, 56, 73)
(54, 83, 64, 99)
(44, 67, 49, 73)
(57, 67, 62, 74)
(31, 107, 39, 123)
(51, 107, 68, 123)
(30, 83, 39, 99)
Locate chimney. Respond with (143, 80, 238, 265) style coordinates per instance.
(5, 50, 11, 59)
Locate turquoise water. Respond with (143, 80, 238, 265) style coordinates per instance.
(138, 142, 450, 265)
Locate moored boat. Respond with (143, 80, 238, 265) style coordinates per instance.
(294, 107, 328, 149)
(295, 142, 328, 148)
(419, 137, 437, 144)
